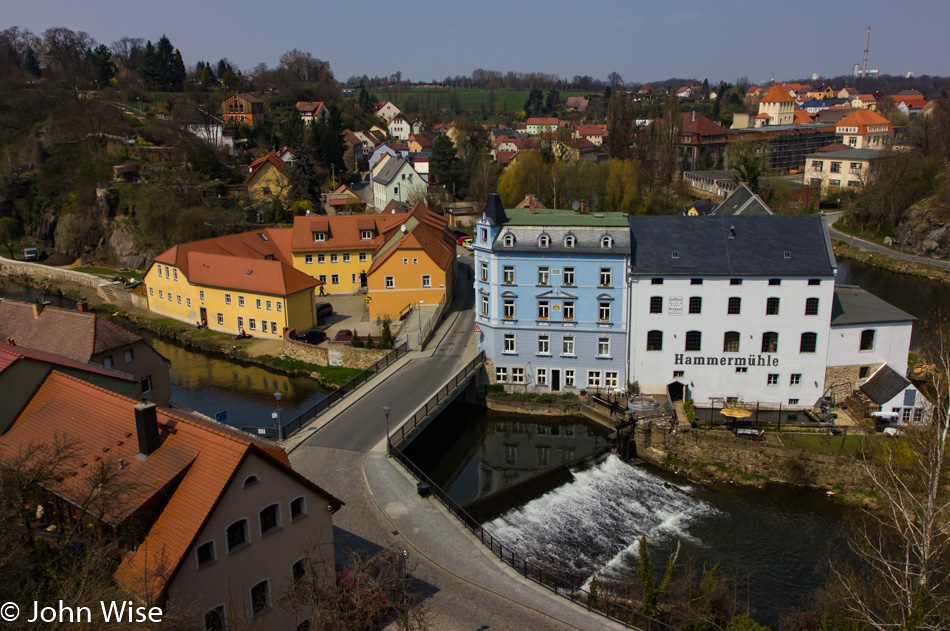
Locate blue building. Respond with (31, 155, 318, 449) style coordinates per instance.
(473, 195, 630, 393)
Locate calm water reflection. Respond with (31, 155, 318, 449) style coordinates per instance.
(0, 279, 328, 432)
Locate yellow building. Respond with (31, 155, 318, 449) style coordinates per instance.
(289, 213, 404, 295)
(365, 207, 457, 320)
(145, 205, 457, 333)
(145, 230, 320, 338)
(245, 152, 291, 203)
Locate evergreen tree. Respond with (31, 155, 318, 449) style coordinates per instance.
(290, 155, 322, 205)
(22, 47, 41, 77)
(380, 317, 393, 348)
(430, 134, 458, 186)
(85, 44, 115, 84)
(606, 89, 631, 159)
(137, 40, 160, 85)
(200, 65, 214, 87)
(524, 89, 543, 117)
(358, 86, 375, 113)
(281, 114, 306, 154)
(544, 89, 560, 114)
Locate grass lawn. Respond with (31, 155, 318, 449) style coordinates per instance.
(779, 432, 886, 458)
(260, 355, 363, 386)
(375, 87, 590, 115)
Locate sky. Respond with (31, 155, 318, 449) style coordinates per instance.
(5, 0, 949, 85)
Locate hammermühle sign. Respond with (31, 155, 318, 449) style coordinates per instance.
(673, 354, 779, 367)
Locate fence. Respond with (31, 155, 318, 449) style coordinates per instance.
(389, 351, 485, 448)
(390, 445, 680, 631)
(278, 342, 409, 439)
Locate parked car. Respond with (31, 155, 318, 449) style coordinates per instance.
(295, 329, 327, 345)
(460, 237, 473, 248)
(333, 329, 354, 342)
(23, 247, 39, 261)
(315, 302, 333, 321)
(456, 235, 469, 245)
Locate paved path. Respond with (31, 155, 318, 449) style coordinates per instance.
(824, 211, 950, 269)
(289, 252, 628, 630)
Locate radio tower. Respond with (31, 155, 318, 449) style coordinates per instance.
(861, 26, 870, 77)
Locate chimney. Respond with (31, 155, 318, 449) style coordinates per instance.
(134, 402, 161, 458)
(529, 196, 537, 214)
(32, 303, 44, 318)
(76, 301, 89, 313)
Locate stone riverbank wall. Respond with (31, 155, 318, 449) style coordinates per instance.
(281, 333, 392, 370)
(484, 396, 582, 417)
(635, 422, 872, 494)
(0, 257, 137, 306)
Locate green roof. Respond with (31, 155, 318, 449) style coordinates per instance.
(504, 207, 629, 227)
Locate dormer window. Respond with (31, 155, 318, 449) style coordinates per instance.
(538, 234, 550, 248)
(313, 232, 326, 242)
(361, 230, 373, 240)
(564, 235, 576, 248)
(601, 235, 613, 249)
(503, 233, 515, 247)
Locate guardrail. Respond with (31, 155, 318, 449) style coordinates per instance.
(390, 445, 680, 631)
(389, 351, 484, 448)
(281, 341, 409, 439)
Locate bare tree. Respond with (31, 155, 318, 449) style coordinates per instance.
(278, 545, 431, 631)
(825, 319, 950, 630)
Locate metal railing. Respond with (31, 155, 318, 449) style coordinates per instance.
(390, 445, 681, 631)
(390, 351, 484, 448)
(281, 342, 409, 439)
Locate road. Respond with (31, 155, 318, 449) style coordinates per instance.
(825, 211, 950, 269)
(290, 252, 626, 630)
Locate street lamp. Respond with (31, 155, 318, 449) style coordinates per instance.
(382, 405, 391, 456)
(273, 392, 282, 442)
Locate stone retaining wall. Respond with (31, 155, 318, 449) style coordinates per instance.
(636, 423, 871, 493)
(485, 396, 581, 417)
(281, 333, 392, 369)
(0, 257, 103, 289)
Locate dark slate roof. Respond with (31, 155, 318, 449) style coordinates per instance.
(714, 184, 773, 216)
(374, 157, 411, 185)
(483, 194, 509, 225)
(830, 285, 916, 326)
(682, 200, 718, 216)
(860, 364, 911, 405)
(628, 215, 836, 276)
(494, 225, 631, 255)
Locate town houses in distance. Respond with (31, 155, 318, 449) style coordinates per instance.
(474, 194, 925, 420)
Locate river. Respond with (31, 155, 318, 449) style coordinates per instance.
(1, 257, 946, 626)
(0, 278, 329, 432)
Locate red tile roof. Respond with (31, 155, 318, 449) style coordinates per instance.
(835, 109, 893, 134)
(793, 109, 815, 124)
(576, 124, 607, 137)
(290, 213, 407, 253)
(365, 204, 454, 275)
(679, 112, 726, 136)
(187, 252, 319, 296)
(295, 101, 326, 115)
(761, 84, 795, 103)
(154, 229, 291, 274)
(0, 371, 341, 602)
(0, 300, 141, 362)
(526, 117, 559, 126)
(245, 152, 290, 182)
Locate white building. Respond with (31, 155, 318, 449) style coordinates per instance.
(627, 215, 836, 408)
(371, 157, 426, 209)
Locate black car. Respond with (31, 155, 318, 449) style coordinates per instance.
(315, 302, 333, 321)
(295, 329, 327, 345)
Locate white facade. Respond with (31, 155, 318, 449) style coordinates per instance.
(827, 322, 913, 376)
(388, 116, 411, 141)
(629, 275, 834, 407)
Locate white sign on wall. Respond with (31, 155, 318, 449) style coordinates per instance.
(668, 296, 683, 316)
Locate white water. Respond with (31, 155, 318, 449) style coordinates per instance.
(483, 455, 717, 585)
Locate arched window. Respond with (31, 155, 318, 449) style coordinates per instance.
(761, 332, 778, 353)
(860, 329, 875, 351)
(800, 332, 818, 353)
(646, 330, 663, 351)
(564, 234, 576, 248)
(685, 331, 702, 352)
(243, 475, 260, 489)
(601, 235, 613, 249)
(723, 331, 740, 353)
(538, 234, 550, 248)
(503, 233, 515, 247)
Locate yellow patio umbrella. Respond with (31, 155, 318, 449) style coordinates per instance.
(720, 407, 752, 419)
